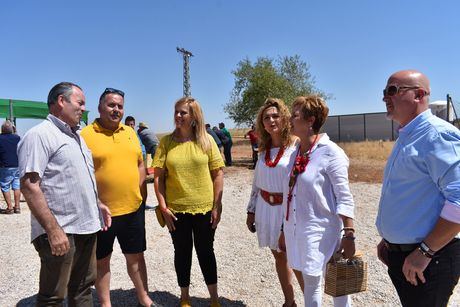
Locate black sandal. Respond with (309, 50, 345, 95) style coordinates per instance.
(1, 208, 14, 214)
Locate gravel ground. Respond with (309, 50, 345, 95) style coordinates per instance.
(0, 167, 458, 306)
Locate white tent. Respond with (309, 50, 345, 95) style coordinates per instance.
(429, 100, 454, 122)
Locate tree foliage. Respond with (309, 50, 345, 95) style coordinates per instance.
(225, 55, 328, 126)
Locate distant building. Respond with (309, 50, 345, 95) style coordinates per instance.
(429, 100, 455, 122)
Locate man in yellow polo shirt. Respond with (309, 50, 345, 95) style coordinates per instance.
(81, 88, 155, 307)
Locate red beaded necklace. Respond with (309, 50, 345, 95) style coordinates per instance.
(286, 134, 319, 221)
(265, 141, 285, 168)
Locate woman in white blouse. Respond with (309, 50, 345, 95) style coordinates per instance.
(279, 95, 356, 307)
(246, 98, 302, 307)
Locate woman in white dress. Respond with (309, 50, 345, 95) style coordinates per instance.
(246, 98, 302, 307)
(279, 95, 356, 307)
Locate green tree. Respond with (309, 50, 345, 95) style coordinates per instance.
(225, 55, 328, 126)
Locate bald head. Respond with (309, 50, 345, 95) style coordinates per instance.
(383, 70, 431, 126)
(1, 120, 14, 134)
(388, 70, 430, 95)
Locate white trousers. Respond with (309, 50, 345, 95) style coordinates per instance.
(302, 273, 351, 307)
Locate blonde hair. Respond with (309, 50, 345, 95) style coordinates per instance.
(292, 95, 329, 133)
(174, 97, 212, 152)
(255, 98, 292, 152)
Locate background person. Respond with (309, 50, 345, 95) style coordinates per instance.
(212, 126, 229, 153)
(18, 82, 111, 306)
(376, 70, 460, 307)
(246, 98, 300, 307)
(153, 97, 224, 307)
(206, 123, 222, 149)
(125, 115, 147, 163)
(0, 120, 21, 214)
(280, 95, 355, 307)
(218, 122, 233, 166)
(244, 124, 259, 169)
(81, 88, 154, 307)
(138, 121, 159, 160)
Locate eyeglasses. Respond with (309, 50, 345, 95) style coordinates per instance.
(102, 87, 125, 98)
(383, 85, 423, 97)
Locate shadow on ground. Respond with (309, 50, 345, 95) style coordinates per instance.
(232, 158, 253, 168)
(17, 289, 246, 306)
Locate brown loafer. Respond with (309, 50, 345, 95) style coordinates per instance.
(14, 207, 20, 214)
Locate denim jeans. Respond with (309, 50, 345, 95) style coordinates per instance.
(0, 167, 20, 192)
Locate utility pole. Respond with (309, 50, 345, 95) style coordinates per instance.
(447, 94, 451, 123)
(176, 47, 193, 97)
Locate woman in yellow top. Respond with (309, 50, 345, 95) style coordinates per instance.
(152, 97, 225, 307)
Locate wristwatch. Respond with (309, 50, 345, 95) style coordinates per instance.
(418, 241, 435, 258)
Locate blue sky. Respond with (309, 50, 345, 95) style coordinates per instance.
(2, 0, 460, 134)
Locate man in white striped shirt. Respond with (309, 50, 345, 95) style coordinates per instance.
(18, 82, 111, 307)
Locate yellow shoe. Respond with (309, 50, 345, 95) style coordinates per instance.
(210, 300, 221, 307)
(180, 299, 192, 307)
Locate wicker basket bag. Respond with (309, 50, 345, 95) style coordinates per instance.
(324, 252, 367, 297)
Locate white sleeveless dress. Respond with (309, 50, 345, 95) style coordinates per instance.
(247, 145, 297, 250)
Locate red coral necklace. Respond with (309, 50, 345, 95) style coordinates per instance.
(286, 134, 319, 221)
(265, 141, 285, 168)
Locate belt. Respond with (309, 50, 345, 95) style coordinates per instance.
(384, 240, 418, 252)
(260, 190, 283, 206)
(384, 238, 459, 253)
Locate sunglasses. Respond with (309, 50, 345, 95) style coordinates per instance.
(383, 85, 422, 97)
(102, 87, 125, 98)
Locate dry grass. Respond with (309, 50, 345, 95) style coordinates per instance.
(338, 141, 394, 183)
(228, 128, 248, 138)
(156, 128, 393, 183)
(231, 137, 394, 184)
(338, 140, 394, 162)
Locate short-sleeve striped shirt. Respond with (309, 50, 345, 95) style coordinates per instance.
(18, 114, 103, 241)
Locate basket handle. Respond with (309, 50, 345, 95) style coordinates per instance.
(329, 251, 363, 264)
